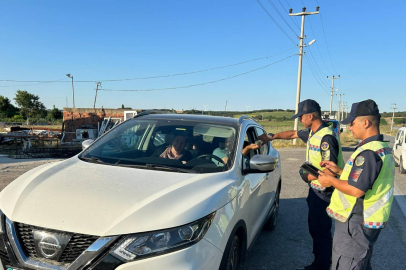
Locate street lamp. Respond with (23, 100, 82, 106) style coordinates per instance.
(66, 74, 75, 108)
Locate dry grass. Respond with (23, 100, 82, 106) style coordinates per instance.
(271, 139, 306, 148)
(339, 131, 358, 146)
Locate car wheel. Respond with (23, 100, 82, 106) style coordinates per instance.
(221, 235, 241, 270)
(263, 182, 281, 231)
(400, 157, 406, 174)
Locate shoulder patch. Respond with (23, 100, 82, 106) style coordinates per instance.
(349, 168, 363, 182)
(321, 142, 330, 150)
(322, 150, 331, 161)
(355, 156, 365, 166)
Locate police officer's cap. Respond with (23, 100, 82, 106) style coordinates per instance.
(341, 99, 380, 125)
(291, 99, 321, 120)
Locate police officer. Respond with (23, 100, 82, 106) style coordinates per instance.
(318, 99, 395, 270)
(259, 99, 344, 270)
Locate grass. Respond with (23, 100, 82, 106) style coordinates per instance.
(234, 111, 295, 119)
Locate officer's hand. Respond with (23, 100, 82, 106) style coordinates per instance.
(258, 133, 272, 143)
(317, 170, 334, 187)
(320, 161, 342, 176)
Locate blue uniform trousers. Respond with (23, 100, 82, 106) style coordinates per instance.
(332, 214, 381, 270)
(306, 188, 333, 268)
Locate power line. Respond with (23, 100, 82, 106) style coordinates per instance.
(315, 0, 338, 74)
(99, 54, 295, 92)
(277, 0, 301, 30)
(304, 54, 329, 94)
(256, 0, 297, 45)
(304, 39, 330, 81)
(0, 47, 296, 86)
(266, 0, 299, 36)
(305, 16, 333, 74)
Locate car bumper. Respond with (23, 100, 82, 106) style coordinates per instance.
(115, 239, 223, 270)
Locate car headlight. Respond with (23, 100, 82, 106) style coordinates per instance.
(110, 212, 215, 262)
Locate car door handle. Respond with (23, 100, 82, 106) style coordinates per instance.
(266, 173, 270, 179)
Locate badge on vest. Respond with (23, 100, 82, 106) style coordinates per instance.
(321, 142, 329, 150)
(349, 168, 363, 182)
(322, 150, 330, 161)
(355, 156, 365, 166)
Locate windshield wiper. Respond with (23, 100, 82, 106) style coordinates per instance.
(79, 156, 113, 165)
(146, 164, 197, 173)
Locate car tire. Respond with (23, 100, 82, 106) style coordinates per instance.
(400, 157, 406, 174)
(263, 182, 281, 231)
(220, 235, 242, 270)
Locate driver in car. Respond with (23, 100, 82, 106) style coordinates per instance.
(158, 135, 193, 163)
(213, 138, 261, 167)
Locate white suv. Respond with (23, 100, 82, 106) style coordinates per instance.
(0, 112, 281, 270)
(393, 126, 406, 174)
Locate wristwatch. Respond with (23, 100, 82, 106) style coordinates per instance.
(268, 133, 274, 141)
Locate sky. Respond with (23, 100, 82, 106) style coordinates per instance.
(0, 0, 405, 113)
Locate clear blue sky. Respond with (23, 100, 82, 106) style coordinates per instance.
(0, 0, 405, 113)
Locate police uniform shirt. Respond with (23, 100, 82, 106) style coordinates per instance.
(297, 123, 340, 201)
(348, 134, 384, 215)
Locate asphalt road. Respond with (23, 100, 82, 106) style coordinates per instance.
(1, 135, 405, 270)
(244, 138, 406, 270)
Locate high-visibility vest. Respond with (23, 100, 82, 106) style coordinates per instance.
(305, 125, 344, 191)
(326, 140, 395, 229)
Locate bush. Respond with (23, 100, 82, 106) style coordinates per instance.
(380, 118, 388, 125)
(394, 118, 406, 125)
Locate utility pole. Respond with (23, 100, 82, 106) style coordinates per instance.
(66, 74, 75, 108)
(225, 101, 228, 112)
(289, 6, 319, 145)
(391, 103, 397, 132)
(336, 94, 344, 122)
(341, 101, 346, 120)
(327, 75, 340, 115)
(203, 104, 208, 115)
(94, 82, 101, 109)
(66, 96, 68, 108)
(245, 105, 251, 112)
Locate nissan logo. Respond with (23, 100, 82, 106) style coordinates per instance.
(38, 235, 61, 259)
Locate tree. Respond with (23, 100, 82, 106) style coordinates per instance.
(47, 105, 63, 121)
(14, 90, 46, 118)
(0, 95, 18, 118)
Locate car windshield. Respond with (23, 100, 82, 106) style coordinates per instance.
(79, 117, 239, 173)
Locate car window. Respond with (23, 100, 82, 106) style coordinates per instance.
(80, 118, 238, 174)
(396, 130, 402, 141)
(255, 126, 269, 155)
(400, 131, 404, 145)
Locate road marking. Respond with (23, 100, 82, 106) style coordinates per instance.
(394, 185, 406, 218)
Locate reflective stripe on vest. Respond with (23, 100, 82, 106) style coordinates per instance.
(327, 141, 395, 229)
(305, 125, 344, 191)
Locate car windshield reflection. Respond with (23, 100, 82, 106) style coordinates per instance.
(79, 118, 239, 173)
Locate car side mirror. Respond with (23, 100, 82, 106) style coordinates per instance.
(82, 139, 94, 150)
(340, 128, 343, 133)
(244, 155, 278, 174)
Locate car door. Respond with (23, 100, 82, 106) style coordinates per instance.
(243, 126, 272, 241)
(255, 126, 278, 203)
(394, 130, 404, 162)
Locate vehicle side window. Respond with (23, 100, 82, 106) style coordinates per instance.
(396, 130, 402, 141)
(400, 131, 404, 145)
(242, 128, 258, 170)
(254, 127, 269, 154)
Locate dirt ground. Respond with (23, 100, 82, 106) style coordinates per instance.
(0, 157, 63, 191)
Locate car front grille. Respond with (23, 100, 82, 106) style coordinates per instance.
(0, 235, 11, 266)
(16, 223, 99, 264)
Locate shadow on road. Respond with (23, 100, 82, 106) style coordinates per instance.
(244, 196, 406, 270)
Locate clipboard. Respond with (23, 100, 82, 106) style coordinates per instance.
(300, 163, 320, 178)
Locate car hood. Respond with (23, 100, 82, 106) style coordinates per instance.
(0, 157, 237, 236)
